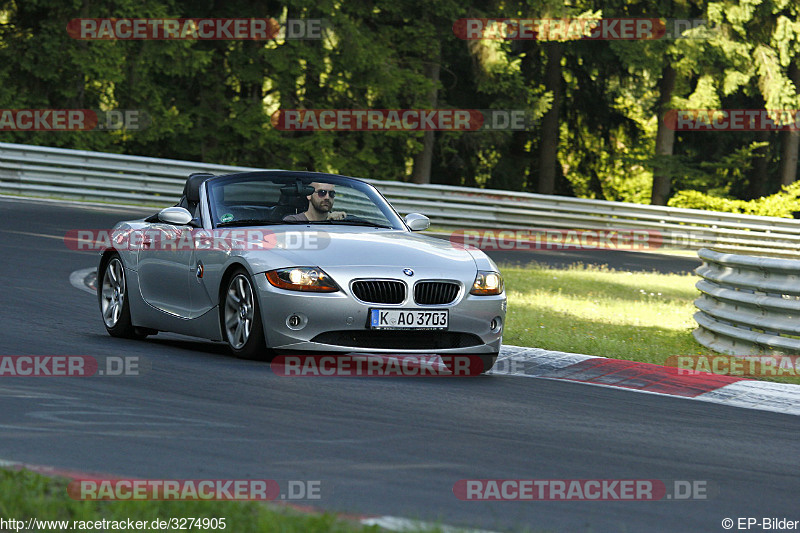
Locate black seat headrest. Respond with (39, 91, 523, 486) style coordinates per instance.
(184, 173, 215, 204)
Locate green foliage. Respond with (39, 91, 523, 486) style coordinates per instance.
(0, 0, 799, 201)
(668, 181, 800, 218)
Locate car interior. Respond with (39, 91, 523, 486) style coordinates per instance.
(150, 173, 315, 225)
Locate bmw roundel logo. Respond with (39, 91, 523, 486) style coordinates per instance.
(403, 268, 414, 277)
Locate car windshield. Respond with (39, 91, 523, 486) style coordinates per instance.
(205, 172, 406, 230)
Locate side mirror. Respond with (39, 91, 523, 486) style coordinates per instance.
(404, 213, 430, 231)
(158, 207, 193, 226)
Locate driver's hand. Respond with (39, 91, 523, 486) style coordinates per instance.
(327, 211, 347, 220)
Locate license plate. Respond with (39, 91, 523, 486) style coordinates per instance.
(369, 309, 448, 330)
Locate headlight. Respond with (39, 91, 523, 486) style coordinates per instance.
(266, 267, 339, 292)
(470, 271, 504, 295)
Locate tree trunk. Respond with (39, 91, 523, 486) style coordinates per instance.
(650, 65, 677, 205)
(412, 53, 441, 184)
(780, 131, 799, 186)
(748, 130, 771, 198)
(537, 42, 563, 195)
(780, 62, 800, 186)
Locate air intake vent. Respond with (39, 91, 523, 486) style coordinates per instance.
(352, 280, 406, 304)
(312, 331, 483, 349)
(414, 282, 460, 305)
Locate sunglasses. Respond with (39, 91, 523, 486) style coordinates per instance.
(314, 189, 336, 198)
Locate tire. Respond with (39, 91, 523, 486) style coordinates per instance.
(221, 268, 271, 360)
(98, 254, 145, 339)
(443, 353, 497, 376)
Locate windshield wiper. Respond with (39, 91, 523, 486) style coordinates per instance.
(216, 219, 282, 227)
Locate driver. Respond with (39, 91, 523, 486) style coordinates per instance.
(283, 182, 346, 222)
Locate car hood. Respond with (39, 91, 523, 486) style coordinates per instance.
(242, 228, 479, 273)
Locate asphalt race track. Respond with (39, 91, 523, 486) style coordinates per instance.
(0, 196, 796, 532)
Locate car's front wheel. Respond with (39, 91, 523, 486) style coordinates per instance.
(222, 268, 270, 360)
(99, 254, 144, 339)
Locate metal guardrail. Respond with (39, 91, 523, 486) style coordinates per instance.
(694, 248, 800, 355)
(2, 141, 800, 256)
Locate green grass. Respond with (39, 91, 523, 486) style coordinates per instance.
(0, 469, 544, 533)
(501, 262, 800, 385)
(0, 469, 384, 533)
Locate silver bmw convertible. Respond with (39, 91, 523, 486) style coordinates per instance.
(97, 171, 506, 373)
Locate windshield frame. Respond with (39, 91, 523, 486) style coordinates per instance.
(204, 171, 408, 230)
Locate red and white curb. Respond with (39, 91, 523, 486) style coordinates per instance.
(0, 459, 498, 533)
(495, 346, 800, 416)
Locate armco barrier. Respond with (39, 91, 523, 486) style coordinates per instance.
(2, 142, 800, 255)
(694, 248, 800, 355)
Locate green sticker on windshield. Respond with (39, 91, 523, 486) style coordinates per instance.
(220, 213, 234, 223)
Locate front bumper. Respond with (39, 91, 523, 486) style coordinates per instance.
(253, 268, 505, 354)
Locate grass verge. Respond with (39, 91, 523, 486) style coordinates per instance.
(0, 468, 383, 533)
(501, 262, 800, 385)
